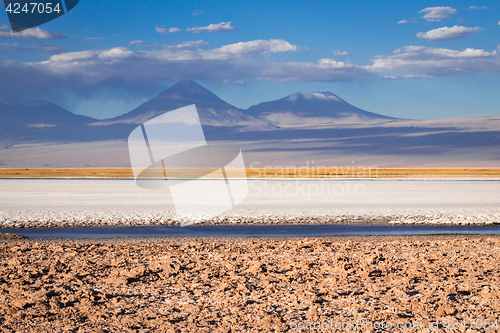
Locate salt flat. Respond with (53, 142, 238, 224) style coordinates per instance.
(1, 179, 500, 227)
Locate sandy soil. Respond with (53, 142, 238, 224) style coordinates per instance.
(1, 235, 500, 332)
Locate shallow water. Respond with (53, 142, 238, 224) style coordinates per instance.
(2, 224, 500, 239)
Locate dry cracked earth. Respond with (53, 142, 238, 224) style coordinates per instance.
(0, 235, 499, 332)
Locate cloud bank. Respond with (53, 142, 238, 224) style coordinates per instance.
(0, 39, 308, 98)
(1, 31, 499, 100)
(0, 27, 68, 40)
(372, 45, 500, 76)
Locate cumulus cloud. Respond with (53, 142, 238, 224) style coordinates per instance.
(258, 58, 374, 82)
(207, 39, 297, 56)
(383, 74, 434, 80)
(0, 27, 68, 40)
(4, 35, 500, 100)
(165, 40, 208, 49)
(417, 25, 482, 41)
(398, 20, 409, 24)
(0, 24, 8, 30)
(0, 38, 378, 99)
(187, 22, 236, 33)
(419, 7, 457, 22)
(371, 45, 500, 76)
(470, 6, 488, 9)
(334, 50, 350, 56)
(192, 9, 205, 16)
(155, 27, 180, 35)
(0, 39, 305, 98)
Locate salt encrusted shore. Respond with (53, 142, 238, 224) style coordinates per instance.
(1, 213, 499, 228)
(2, 178, 500, 228)
(0, 235, 499, 332)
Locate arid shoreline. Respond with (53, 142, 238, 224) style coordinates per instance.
(1, 235, 499, 332)
(2, 167, 500, 179)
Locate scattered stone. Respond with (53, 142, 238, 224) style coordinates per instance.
(0, 235, 498, 331)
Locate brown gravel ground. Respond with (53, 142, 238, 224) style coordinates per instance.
(1, 235, 499, 332)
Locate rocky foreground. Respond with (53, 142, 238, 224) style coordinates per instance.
(1, 236, 500, 332)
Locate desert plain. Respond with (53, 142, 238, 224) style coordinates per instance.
(1, 235, 500, 332)
(1, 168, 500, 331)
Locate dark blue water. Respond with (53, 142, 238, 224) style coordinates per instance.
(1, 224, 500, 239)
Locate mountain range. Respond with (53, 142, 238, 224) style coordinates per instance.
(91, 80, 269, 129)
(0, 80, 398, 145)
(1, 80, 500, 167)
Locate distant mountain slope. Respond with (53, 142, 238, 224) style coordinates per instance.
(1, 82, 401, 146)
(0, 100, 95, 127)
(92, 80, 269, 129)
(3, 82, 500, 167)
(0, 100, 97, 144)
(246, 91, 396, 128)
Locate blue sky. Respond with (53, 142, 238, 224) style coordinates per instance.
(0, 0, 499, 119)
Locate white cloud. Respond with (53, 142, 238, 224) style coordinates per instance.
(46, 50, 95, 62)
(210, 39, 297, 55)
(166, 40, 208, 49)
(470, 6, 488, 9)
(130, 40, 155, 47)
(417, 25, 482, 41)
(398, 20, 409, 24)
(155, 27, 167, 34)
(178, 39, 298, 60)
(187, 22, 237, 33)
(371, 45, 500, 76)
(0, 39, 306, 98)
(192, 9, 205, 16)
(0, 27, 68, 40)
(334, 50, 350, 56)
(46, 47, 135, 64)
(155, 27, 180, 35)
(258, 58, 374, 82)
(383, 74, 434, 80)
(98, 47, 135, 60)
(419, 7, 457, 22)
(0, 24, 8, 30)
(5, 37, 500, 100)
(498, 21, 500, 25)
